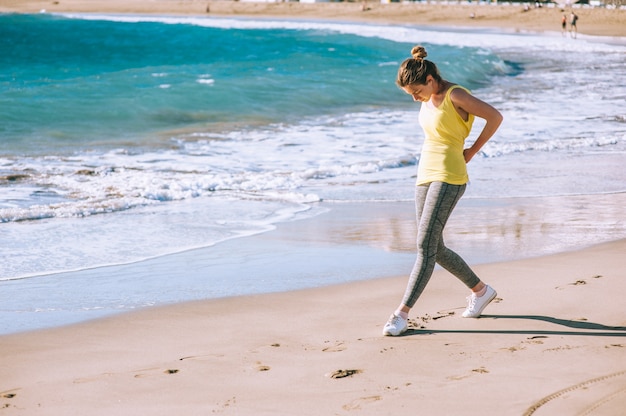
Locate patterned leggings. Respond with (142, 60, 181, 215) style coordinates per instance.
(401, 181, 481, 308)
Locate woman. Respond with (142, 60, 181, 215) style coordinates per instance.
(383, 45, 503, 336)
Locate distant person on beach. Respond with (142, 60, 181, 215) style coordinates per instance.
(383, 45, 503, 336)
(570, 12, 578, 38)
(561, 14, 567, 36)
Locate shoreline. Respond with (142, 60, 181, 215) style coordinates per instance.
(1, 0, 625, 38)
(2, 237, 625, 414)
(2, 192, 625, 336)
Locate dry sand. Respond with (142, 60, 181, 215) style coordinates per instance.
(1, 235, 625, 415)
(1, 1, 625, 415)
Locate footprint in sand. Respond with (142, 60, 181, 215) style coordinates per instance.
(179, 353, 225, 361)
(132, 367, 165, 378)
(74, 367, 180, 383)
(523, 335, 549, 345)
(342, 395, 381, 410)
(407, 318, 426, 329)
(74, 372, 116, 383)
(409, 311, 455, 329)
(432, 311, 457, 320)
(1, 391, 18, 399)
(327, 369, 362, 379)
(555, 275, 602, 290)
(250, 358, 271, 372)
(135, 367, 183, 378)
(447, 367, 489, 380)
(1, 389, 19, 410)
(255, 363, 271, 372)
(322, 341, 346, 352)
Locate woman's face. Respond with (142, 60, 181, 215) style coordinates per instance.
(402, 76, 435, 102)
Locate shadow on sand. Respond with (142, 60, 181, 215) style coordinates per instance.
(403, 314, 626, 337)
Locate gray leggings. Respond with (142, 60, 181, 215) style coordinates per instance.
(401, 181, 480, 308)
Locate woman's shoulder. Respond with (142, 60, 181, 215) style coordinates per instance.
(447, 84, 472, 102)
(448, 84, 470, 94)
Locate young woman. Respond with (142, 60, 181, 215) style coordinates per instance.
(383, 45, 503, 336)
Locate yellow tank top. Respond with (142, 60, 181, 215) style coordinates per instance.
(417, 85, 474, 185)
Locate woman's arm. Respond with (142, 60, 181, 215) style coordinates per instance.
(451, 88, 503, 163)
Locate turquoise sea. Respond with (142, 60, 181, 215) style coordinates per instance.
(1, 14, 508, 154)
(1, 12, 625, 334)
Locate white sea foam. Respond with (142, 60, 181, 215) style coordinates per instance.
(196, 78, 215, 85)
(59, 12, 626, 52)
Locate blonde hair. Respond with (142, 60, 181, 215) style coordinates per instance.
(396, 45, 442, 87)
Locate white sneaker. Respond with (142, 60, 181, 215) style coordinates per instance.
(462, 285, 497, 318)
(382, 314, 408, 336)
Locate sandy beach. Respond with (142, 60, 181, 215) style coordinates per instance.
(1, 1, 626, 415)
(1, 212, 625, 415)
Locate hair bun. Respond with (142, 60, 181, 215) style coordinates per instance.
(411, 45, 427, 60)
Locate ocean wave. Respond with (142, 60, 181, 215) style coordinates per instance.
(1, 105, 623, 224)
(2, 15, 624, 225)
(58, 12, 626, 53)
(483, 135, 622, 157)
